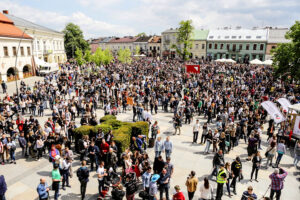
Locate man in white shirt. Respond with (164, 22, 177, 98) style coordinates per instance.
(193, 119, 200, 144)
(97, 161, 107, 197)
(61, 157, 71, 190)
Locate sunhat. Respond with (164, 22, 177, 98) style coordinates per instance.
(151, 174, 160, 182)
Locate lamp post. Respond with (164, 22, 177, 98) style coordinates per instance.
(14, 28, 28, 99)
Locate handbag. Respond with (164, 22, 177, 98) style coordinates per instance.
(225, 141, 230, 147)
(265, 147, 274, 157)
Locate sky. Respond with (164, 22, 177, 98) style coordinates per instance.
(0, 0, 299, 39)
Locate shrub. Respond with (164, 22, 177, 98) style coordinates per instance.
(131, 121, 149, 138)
(102, 119, 122, 130)
(100, 115, 116, 123)
(93, 124, 112, 134)
(74, 125, 94, 136)
(113, 125, 132, 152)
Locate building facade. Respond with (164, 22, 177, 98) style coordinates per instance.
(133, 36, 152, 55)
(265, 28, 290, 60)
(89, 38, 102, 53)
(161, 28, 179, 58)
(106, 36, 137, 54)
(98, 37, 114, 51)
(148, 36, 161, 57)
(4, 10, 67, 65)
(190, 30, 209, 59)
(207, 28, 268, 63)
(0, 12, 33, 82)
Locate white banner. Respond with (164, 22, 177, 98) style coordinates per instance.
(293, 116, 300, 136)
(277, 98, 296, 113)
(261, 101, 286, 124)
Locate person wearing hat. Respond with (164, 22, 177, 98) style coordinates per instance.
(216, 163, 227, 200)
(52, 163, 62, 200)
(173, 185, 185, 200)
(149, 174, 160, 200)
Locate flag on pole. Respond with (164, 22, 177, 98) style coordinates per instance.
(186, 64, 200, 74)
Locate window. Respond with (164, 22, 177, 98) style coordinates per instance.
(239, 44, 243, 50)
(37, 41, 40, 50)
(220, 44, 224, 49)
(218, 36, 221, 39)
(271, 45, 276, 49)
(20, 47, 24, 56)
(209, 36, 214, 39)
(239, 36, 242, 39)
(13, 47, 17, 56)
(225, 36, 229, 39)
(226, 44, 230, 50)
(150, 46, 152, 50)
(43, 41, 46, 50)
(3, 47, 8, 56)
(158, 47, 160, 50)
(209, 43, 212, 49)
(246, 44, 250, 50)
(196, 44, 199, 49)
(256, 36, 262, 39)
(260, 44, 264, 50)
(202, 44, 205, 49)
(246, 36, 251, 39)
(214, 44, 218, 49)
(253, 44, 257, 50)
(27, 47, 31, 56)
(233, 44, 236, 51)
(231, 36, 237, 39)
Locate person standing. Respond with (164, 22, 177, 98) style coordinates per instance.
(158, 168, 170, 200)
(0, 175, 7, 200)
(142, 167, 152, 197)
(149, 174, 160, 200)
(275, 140, 286, 168)
(200, 122, 208, 145)
(294, 140, 300, 168)
(185, 171, 198, 200)
(18, 132, 27, 157)
(61, 157, 71, 190)
(164, 136, 173, 159)
(199, 177, 213, 200)
(37, 178, 49, 200)
(173, 114, 182, 135)
(250, 151, 262, 182)
(1, 81, 7, 94)
(265, 141, 276, 169)
(230, 157, 242, 195)
(97, 161, 107, 198)
(269, 168, 288, 200)
(77, 160, 90, 200)
(173, 185, 185, 200)
(211, 150, 224, 178)
(224, 162, 232, 197)
(216, 164, 227, 200)
(51, 164, 61, 200)
(192, 119, 200, 144)
(241, 186, 257, 200)
(151, 121, 159, 139)
(154, 137, 164, 158)
(88, 142, 99, 171)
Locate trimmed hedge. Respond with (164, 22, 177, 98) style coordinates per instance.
(112, 125, 132, 152)
(100, 115, 116, 123)
(93, 124, 112, 134)
(131, 121, 149, 138)
(102, 119, 122, 130)
(74, 125, 94, 135)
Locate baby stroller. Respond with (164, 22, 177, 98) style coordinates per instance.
(98, 168, 122, 199)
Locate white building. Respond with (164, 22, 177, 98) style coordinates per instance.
(0, 12, 33, 82)
(3, 10, 66, 65)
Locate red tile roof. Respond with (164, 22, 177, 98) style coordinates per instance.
(109, 36, 137, 43)
(149, 36, 161, 43)
(0, 13, 32, 39)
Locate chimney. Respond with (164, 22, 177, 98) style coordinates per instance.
(3, 10, 9, 14)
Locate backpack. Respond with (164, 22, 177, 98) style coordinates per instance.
(126, 180, 138, 194)
(77, 167, 89, 181)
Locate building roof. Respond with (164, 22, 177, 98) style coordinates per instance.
(191, 30, 209, 40)
(162, 28, 179, 34)
(90, 37, 103, 44)
(149, 36, 161, 43)
(100, 37, 114, 43)
(0, 13, 32, 39)
(4, 13, 62, 34)
(109, 36, 137, 43)
(267, 28, 290, 43)
(207, 29, 268, 41)
(135, 36, 152, 43)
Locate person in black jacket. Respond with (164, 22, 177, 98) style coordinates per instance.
(111, 184, 125, 200)
(230, 157, 242, 195)
(250, 151, 262, 182)
(211, 150, 225, 178)
(77, 161, 90, 200)
(88, 142, 99, 171)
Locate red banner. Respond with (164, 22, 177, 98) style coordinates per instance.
(186, 64, 200, 74)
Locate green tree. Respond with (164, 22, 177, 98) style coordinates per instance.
(75, 48, 85, 66)
(136, 32, 146, 37)
(118, 48, 132, 64)
(91, 48, 113, 66)
(63, 23, 89, 58)
(171, 20, 194, 60)
(83, 49, 92, 63)
(103, 49, 114, 65)
(272, 21, 300, 81)
(134, 46, 140, 55)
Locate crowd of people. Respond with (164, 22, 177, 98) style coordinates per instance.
(0, 57, 299, 200)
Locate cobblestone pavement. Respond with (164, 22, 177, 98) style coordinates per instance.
(1, 76, 300, 200)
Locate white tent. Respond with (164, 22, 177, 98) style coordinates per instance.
(215, 58, 227, 62)
(225, 59, 236, 63)
(215, 59, 221, 62)
(250, 59, 263, 65)
(263, 59, 273, 65)
(34, 57, 47, 66)
(289, 103, 300, 112)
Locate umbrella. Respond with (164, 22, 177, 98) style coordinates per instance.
(263, 59, 273, 65)
(250, 59, 263, 65)
(225, 59, 236, 63)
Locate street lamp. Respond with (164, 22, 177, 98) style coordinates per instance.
(14, 28, 28, 99)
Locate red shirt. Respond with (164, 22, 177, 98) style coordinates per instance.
(173, 192, 185, 200)
(100, 142, 109, 154)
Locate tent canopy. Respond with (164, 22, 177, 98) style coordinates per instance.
(289, 103, 300, 112)
(263, 59, 273, 65)
(225, 58, 236, 63)
(250, 59, 263, 65)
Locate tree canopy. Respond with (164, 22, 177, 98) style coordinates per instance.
(171, 20, 194, 60)
(63, 23, 89, 59)
(118, 48, 132, 64)
(92, 48, 114, 66)
(272, 21, 300, 81)
(75, 48, 85, 66)
(136, 32, 147, 37)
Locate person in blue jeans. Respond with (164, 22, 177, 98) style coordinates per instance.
(7, 137, 16, 164)
(275, 140, 286, 168)
(0, 175, 7, 200)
